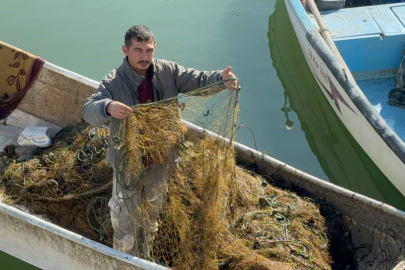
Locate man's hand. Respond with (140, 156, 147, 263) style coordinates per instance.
(221, 66, 238, 90)
(106, 101, 133, 119)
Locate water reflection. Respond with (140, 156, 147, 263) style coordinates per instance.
(268, 0, 405, 210)
(281, 93, 294, 130)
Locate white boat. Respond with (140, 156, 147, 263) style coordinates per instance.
(1, 42, 405, 269)
(284, 0, 405, 199)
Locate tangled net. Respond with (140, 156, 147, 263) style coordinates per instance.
(1, 78, 333, 269)
(1, 120, 113, 243)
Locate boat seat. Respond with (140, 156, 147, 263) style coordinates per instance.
(310, 3, 405, 77)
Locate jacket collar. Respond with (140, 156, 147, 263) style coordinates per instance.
(122, 57, 155, 83)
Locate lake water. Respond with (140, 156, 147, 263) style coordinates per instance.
(1, 0, 404, 268)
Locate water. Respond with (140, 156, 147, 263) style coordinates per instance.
(0, 0, 404, 267)
(0, 251, 39, 270)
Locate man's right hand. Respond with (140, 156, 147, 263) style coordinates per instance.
(106, 101, 133, 119)
(221, 66, 238, 90)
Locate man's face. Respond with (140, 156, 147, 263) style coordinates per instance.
(122, 38, 155, 75)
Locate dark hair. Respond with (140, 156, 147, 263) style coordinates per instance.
(124, 25, 155, 47)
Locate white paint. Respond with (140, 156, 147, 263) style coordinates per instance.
(43, 61, 100, 89)
(393, 261, 405, 270)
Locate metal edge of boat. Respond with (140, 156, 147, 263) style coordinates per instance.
(284, 0, 405, 197)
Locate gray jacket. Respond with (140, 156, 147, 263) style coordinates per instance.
(82, 57, 223, 167)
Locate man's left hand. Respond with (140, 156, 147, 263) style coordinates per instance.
(221, 66, 239, 90)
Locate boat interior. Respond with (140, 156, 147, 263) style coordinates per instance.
(309, 1, 405, 141)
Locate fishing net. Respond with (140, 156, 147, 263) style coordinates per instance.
(1, 77, 333, 269)
(1, 120, 113, 242)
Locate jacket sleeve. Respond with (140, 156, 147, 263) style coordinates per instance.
(170, 62, 223, 93)
(82, 82, 113, 127)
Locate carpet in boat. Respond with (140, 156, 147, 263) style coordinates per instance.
(0, 40, 44, 120)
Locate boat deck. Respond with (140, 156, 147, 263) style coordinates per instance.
(0, 110, 60, 153)
(312, 3, 405, 75)
(0, 125, 22, 154)
(357, 77, 405, 140)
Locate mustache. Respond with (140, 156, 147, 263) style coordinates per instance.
(137, 60, 150, 64)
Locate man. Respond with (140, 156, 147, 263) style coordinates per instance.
(82, 25, 237, 258)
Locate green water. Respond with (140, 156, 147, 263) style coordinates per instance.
(0, 251, 39, 270)
(1, 0, 404, 268)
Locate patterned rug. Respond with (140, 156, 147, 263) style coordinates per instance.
(0, 41, 44, 120)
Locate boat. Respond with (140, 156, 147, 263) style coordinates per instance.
(283, 0, 405, 199)
(1, 41, 405, 269)
(268, 0, 405, 210)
